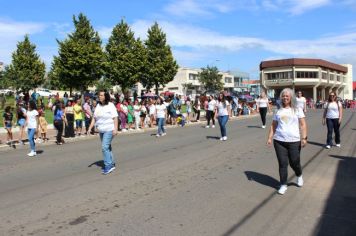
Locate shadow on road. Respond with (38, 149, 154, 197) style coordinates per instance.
(244, 171, 279, 189)
(307, 140, 325, 147)
(88, 160, 104, 169)
(313, 154, 356, 236)
(206, 136, 220, 140)
(247, 125, 262, 128)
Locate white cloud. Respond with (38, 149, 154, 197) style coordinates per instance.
(287, 0, 331, 15)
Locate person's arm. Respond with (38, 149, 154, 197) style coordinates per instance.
(88, 116, 95, 132)
(113, 116, 118, 136)
(299, 117, 307, 147)
(339, 102, 343, 124)
(303, 99, 307, 113)
(267, 120, 277, 146)
(256, 99, 260, 112)
(322, 104, 327, 125)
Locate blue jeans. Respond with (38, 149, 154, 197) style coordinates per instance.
(28, 128, 36, 152)
(326, 118, 340, 145)
(99, 132, 115, 168)
(218, 115, 229, 137)
(157, 118, 165, 135)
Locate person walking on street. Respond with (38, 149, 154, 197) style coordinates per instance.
(215, 93, 231, 141)
(296, 91, 307, 114)
(26, 101, 39, 157)
(322, 92, 343, 149)
(155, 97, 167, 137)
(267, 88, 307, 195)
(88, 91, 118, 175)
(206, 95, 216, 128)
(256, 91, 270, 128)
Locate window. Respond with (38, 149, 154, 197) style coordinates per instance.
(322, 72, 327, 79)
(225, 77, 232, 83)
(189, 73, 198, 80)
(296, 71, 318, 78)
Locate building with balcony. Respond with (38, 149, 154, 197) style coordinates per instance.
(260, 58, 353, 100)
(136, 67, 235, 97)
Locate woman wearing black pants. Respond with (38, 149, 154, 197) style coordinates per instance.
(53, 103, 65, 145)
(256, 91, 270, 128)
(267, 88, 307, 195)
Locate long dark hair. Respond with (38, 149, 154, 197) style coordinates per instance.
(328, 92, 337, 103)
(99, 90, 110, 105)
(54, 102, 62, 116)
(218, 93, 227, 108)
(28, 100, 37, 111)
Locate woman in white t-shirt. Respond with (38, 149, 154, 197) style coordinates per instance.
(206, 95, 217, 128)
(267, 88, 307, 195)
(322, 92, 343, 149)
(155, 97, 167, 137)
(88, 91, 118, 175)
(26, 100, 39, 157)
(296, 91, 307, 114)
(256, 91, 270, 128)
(133, 100, 141, 130)
(214, 93, 231, 141)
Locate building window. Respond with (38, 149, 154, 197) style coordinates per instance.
(225, 77, 232, 83)
(330, 74, 334, 80)
(337, 75, 340, 82)
(168, 87, 179, 90)
(189, 73, 198, 80)
(266, 71, 293, 80)
(322, 72, 327, 79)
(296, 71, 318, 78)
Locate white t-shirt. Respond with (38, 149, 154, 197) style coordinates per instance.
(156, 104, 166, 119)
(256, 98, 269, 108)
(296, 97, 306, 110)
(94, 102, 118, 132)
(27, 110, 38, 129)
(133, 104, 141, 116)
(149, 104, 156, 115)
(325, 102, 341, 119)
(273, 107, 305, 142)
(217, 101, 230, 116)
(208, 100, 217, 111)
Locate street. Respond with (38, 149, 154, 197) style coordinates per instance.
(0, 110, 355, 236)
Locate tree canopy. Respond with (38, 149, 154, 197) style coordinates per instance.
(143, 22, 178, 94)
(198, 65, 224, 93)
(4, 35, 45, 91)
(50, 13, 105, 93)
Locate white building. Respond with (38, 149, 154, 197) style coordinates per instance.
(0, 62, 4, 71)
(136, 67, 235, 96)
(260, 58, 353, 100)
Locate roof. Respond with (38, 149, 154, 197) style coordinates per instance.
(260, 58, 348, 73)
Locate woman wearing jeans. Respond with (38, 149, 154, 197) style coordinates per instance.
(322, 92, 343, 149)
(215, 93, 231, 141)
(267, 88, 307, 195)
(53, 102, 65, 145)
(26, 101, 39, 157)
(89, 91, 118, 175)
(155, 97, 167, 137)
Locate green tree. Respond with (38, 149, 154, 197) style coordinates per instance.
(198, 65, 224, 93)
(143, 22, 178, 95)
(5, 35, 45, 92)
(105, 19, 146, 95)
(51, 13, 104, 95)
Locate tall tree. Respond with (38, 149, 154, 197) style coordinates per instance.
(143, 22, 178, 95)
(198, 65, 224, 93)
(5, 35, 45, 92)
(51, 13, 104, 94)
(105, 19, 146, 94)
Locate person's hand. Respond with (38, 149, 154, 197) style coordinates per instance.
(338, 119, 342, 124)
(301, 139, 307, 147)
(267, 138, 273, 147)
(113, 129, 118, 136)
(322, 119, 325, 125)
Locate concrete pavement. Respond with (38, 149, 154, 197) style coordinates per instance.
(0, 110, 355, 235)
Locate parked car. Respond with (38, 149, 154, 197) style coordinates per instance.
(37, 88, 56, 97)
(0, 89, 13, 96)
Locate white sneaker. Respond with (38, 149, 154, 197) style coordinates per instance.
(161, 133, 167, 136)
(122, 129, 127, 132)
(220, 137, 224, 141)
(277, 185, 288, 195)
(336, 144, 341, 147)
(223, 136, 227, 141)
(212, 125, 215, 128)
(297, 176, 304, 187)
(27, 151, 37, 157)
(206, 125, 210, 128)
(196, 120, 200, 122)
(262, 125, 266, 129)
(325, 145, 331, 149)
(156, 134, 161, 137)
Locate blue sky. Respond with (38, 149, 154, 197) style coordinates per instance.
(1, 0, 356, 80)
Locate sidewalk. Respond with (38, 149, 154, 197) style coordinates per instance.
(0, 113, 259, 150)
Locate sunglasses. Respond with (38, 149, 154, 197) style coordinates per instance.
(329, 94, 335, 97)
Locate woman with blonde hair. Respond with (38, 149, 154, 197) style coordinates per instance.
(267, 88, 307, 195)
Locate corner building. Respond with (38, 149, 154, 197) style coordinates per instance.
(260, 58, 353, 100)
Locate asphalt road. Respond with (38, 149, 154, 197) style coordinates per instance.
(0, 110, 355, 236)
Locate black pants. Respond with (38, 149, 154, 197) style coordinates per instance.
(273, 140, 302, 185)
(206, 110, 215, 125)
(326, 118, 340, 145)
(195, 110, 200, 121)
(259, 107, 267, 125)
(65, 113, 75, 137)
(54, 120, 64, 143)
